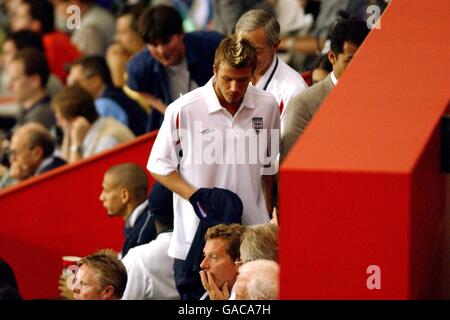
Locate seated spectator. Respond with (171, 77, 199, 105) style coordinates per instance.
(68, 56, 148, 136)
(53, 0, 115, 56)
(7, 48, 54, 130)
(0, 122, 65, 189)
(234, 259, 279, 300)
(126, 4, 223, 131)
(1, 30, 62, 97)
(72, 249, 127, 300)
(100, 163, 157, 258)
(106, 3, 146, 88)
(10, 0, 82, 82)
(51, 85, 135, 163)
(121, 182, 180, 300)
(199, 223, 244, 300)
(281, 19, 369, 161)
(311, 53, 332, 85)
(239, 223, 279, 263)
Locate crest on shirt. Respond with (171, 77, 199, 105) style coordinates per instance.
(252, 117, 263, 135)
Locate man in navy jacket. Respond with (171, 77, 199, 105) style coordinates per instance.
(99, 163, 156, 258)
(126, 4, 223, 131)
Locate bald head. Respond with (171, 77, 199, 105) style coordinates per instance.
(9, 122, 54, 180)
(99, 163, 149, 218)
(106, 163, 149, 200)
(235, 259, 279, 300)
(13, 122, 55, 158)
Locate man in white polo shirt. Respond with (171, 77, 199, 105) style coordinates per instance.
(147, 34, 280, 299)
(235, 9, 307, 134)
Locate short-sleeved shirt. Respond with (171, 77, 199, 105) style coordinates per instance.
(121, 232, 179, 300)
(147, 78, 280, 260)
(252, 56, 307, 134)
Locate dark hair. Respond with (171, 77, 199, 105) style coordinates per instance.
(138, 4, 183, 45)
(13, 48, 49, 87)
(72, 56, 113, 86)
(330, 19, 369, 55)
(118, 3, 148, 33)
(22, 0, 55, 34)
(51, 85, 99, 124)
(5, 30, 44, 51)
(312, 54, 332, 73)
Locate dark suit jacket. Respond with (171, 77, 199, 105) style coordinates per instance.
(102, 86, 148, 136)
(35, 156, 66, 175)
(122, 204, 156, 258)
(281, 74, 334, 161)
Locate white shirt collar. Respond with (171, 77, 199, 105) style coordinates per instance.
(126, 199, 148, 228)
(252, 56, 277, 89)
(204, 77, 255, 115)
(330, 71, 338, 86)
(34, 156, 53, 176)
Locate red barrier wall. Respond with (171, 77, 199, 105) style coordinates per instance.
(0, 132, 157, 299)
(280, 0, 450, 299)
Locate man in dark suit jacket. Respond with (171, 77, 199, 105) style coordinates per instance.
(0, 122, 65, 188)
(281, 19, 370, 162)
(99, 163, 157, 258)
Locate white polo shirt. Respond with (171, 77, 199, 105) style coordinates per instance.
(121, 232, 179, 300)
(147, 78, 280, 260)
(252, 56, 307, 134)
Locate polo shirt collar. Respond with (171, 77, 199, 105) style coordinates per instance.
(204, 77, 256, 115)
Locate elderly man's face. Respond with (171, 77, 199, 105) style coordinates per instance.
(9, 129, 41, 179)
(241, 27, 278, 78)
(200, 238, 238, 289)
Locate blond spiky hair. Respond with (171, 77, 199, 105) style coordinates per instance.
(214, 34, 257, 71)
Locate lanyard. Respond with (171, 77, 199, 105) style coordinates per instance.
(262, 57, 279, 91)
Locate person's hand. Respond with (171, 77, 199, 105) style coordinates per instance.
(106, 43, 128, 66)
(270, 207, 278, 225)
(58, 273, 75, 300)
(199, 270, 230, 300)
(70, 116, 90, 147)
(138, 92, 167, 114)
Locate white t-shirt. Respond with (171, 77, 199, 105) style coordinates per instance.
(121, 232, 179, 300)
(252, 56, 308, 135)
(166, 58, 198, 102)
(147, 78, 280, 260)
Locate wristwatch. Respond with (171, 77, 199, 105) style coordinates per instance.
(70, 145, 83, 154)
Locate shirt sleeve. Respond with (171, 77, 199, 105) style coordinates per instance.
(92, 136, 120, 155)
(121, 249, 149, 300)
(147, 102, 181, 176)
(95, 98, 129, 126)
